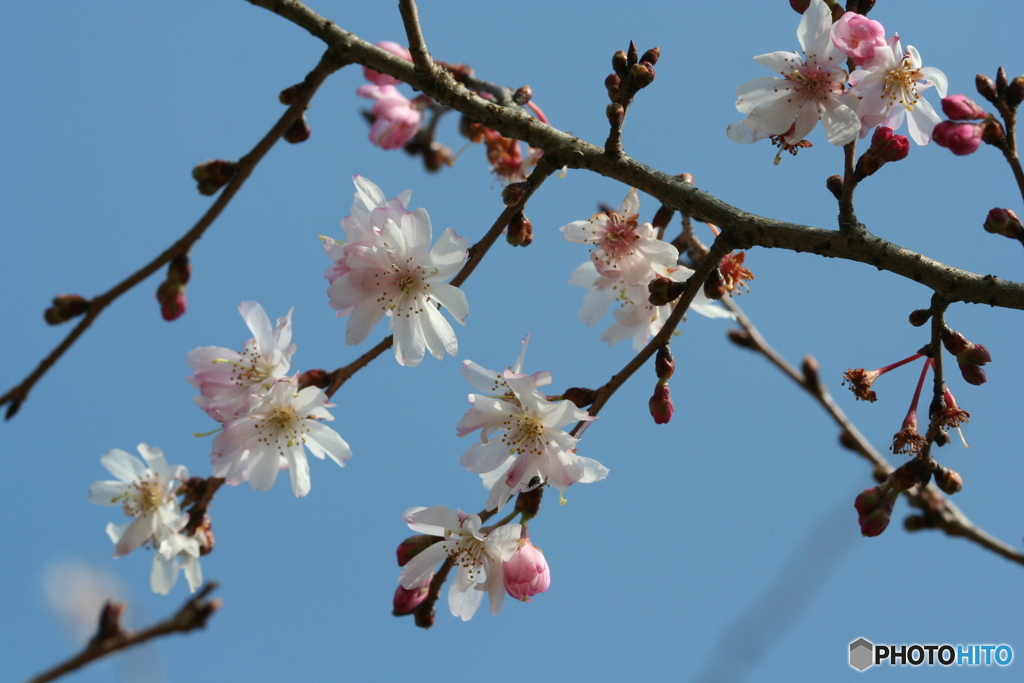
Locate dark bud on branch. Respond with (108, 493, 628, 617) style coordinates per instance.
(192, 160, 237, 196)
(506, 212, 533, 247)
(278, 83, 305, 105)
(908, 308, 932, 327)
(655, 345, 675, 381)
(45, 294, 90, 325)
(976, 73, 998, 104)
(562, 387, 597, 408)
(648, 275, 685, 306)
(826, 174, 843, 201)
(284, 114, 311, 144)
(933, 466, 963, 495)
(513, 86, 533, 106)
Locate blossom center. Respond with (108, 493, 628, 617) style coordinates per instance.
(882, 56, 923, 111)
(786, 58, 844, 101)
(444, 533, 485, 580)
(120, 474, 166, 518)
(500, 411, 547, 456)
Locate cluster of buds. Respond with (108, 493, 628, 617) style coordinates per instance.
(932, 95, 992, 155)
(392, 534, 437, 620)
(853, 126, 910, 181)
(605, 42, 659, 111)
(156, 253, 190, 321)
(854, 482, 899, 537)
(983, 208, 1024, 244)
(44, 293, 90, 325)
(941, 329, 991, 386)
(192, 160, 237, 196)
(975, 67, 1023, 111)
(648, 346, 674, 424)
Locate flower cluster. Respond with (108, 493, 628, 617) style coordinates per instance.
(88, 444, 202, 594)
(324, 177, 470, 367)
(728, 0, 946, 150)
(562, 188, 733, 350)
(189, 301, 352, 497)
(457, 336, 607, 511)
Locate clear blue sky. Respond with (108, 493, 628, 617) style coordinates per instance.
(3, 2, 1022, 681)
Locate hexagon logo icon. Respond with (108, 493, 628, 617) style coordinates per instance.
(850, 638, 874, 671)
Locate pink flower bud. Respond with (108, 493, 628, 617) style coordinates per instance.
(363, 41, 412, 87)
(932, 121, 983, 156)
(503, 541, 550, 602)
(156, 280, 187, 321)
(395, 534, 435, 567)
(983, 208, 1024, 239)
(831, 12, 887, 67)
(941, 94, 987, 121)
(649, 381, 673, 425)
(854, 483, 898, 537)
(869, 126, 909, 162)
(392, 576, 431, 615)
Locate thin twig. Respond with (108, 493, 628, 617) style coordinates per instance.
(25, 584, 221, 683)
(2, 54, 344, 420)
(722, 296, 1024, 566)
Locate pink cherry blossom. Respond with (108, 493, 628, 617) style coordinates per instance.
(357, 84, 423, 150)
(560, 188, 679, 286)
(831, 12, 887, 67)
(327, 204, 469, 367)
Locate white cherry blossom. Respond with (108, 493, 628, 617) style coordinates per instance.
(186, 301, 295, 422)
(399, 506, 521, 620)
(211, 381, 351, 497)
(727, 0, 859, 146)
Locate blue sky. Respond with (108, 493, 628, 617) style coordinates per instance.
(3, 2, 1022, 681)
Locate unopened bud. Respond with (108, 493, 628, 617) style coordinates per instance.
(1008, 76, 1024, 108)
(789, 0, 811, 13)
(933, 466, 963, 495)
(396, 535, 435, 567)
(958, 361, 988, 386)
(278, 83, 304, 105)
(44, 294, 90, 325)
(941, 94, 987, 121)
(889, 459, 927, 492)
(908, 309, 932, 327)
(870, 126, 910, 162)
(648, 380, 673, 425)
(976, 73, 998, 103)
(655, 345, 675, 380)
(297, 369, 332, 390)
(839, 429, 859, 452)
(703, 267, 726, 300)
(611, 50, 629, 78)
(854, 482, 899, 537)
(651, 204, 674, 232)
(826, 174, 843, 200)
(648, 276, 684, 306)
(393, 578, 431, 615)
(513, 85, 532, 106)
(562, 387, 597, 408)
(983, 207, 1024, 239)
(727, 328, 756, 349)
(941, 329, 970, 356)
(502, 182, 529, 207)
(606, 103, 625, 129)
(628, 62, 655, 91)
(903, 514, 930, 532)
(604, 73, 621, 102)
(932, 121, 983, 156)
(981, 117, 1006, 149)
(626, 41, 639, 67)
(413, 606, 435, 629)
(506, 212, 533, 247)
(284, 114, 311, 144)
(192, 160, 237, 195)
(996, 66, 1008, 97)
(156, 280, 187, 321)
(640, 47, 660, 67)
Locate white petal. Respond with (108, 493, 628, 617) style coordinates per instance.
(100, 449, 145, 483)
(150, 553, 177, 595)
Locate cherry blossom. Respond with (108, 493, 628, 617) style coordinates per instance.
(88, 444, 202, 594)
(357, 84, 424, 150)
(831, 12, 886, 67)
(570, 261, 734, 350)
(457, 357, 603, 511)
(561, 188, 679, 285)
(326, 203, 469, 367)
(186, 301, 295, 422)
(848, 39, 947, 145)
(399, 506, 521, 620)
(362, 41, 412, 87)
(727, 0, 859, 146)
(211, 381, 351, 497)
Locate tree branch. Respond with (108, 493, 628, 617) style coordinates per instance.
(1, 53, 343, 420)
(25, 584, 220, 683)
